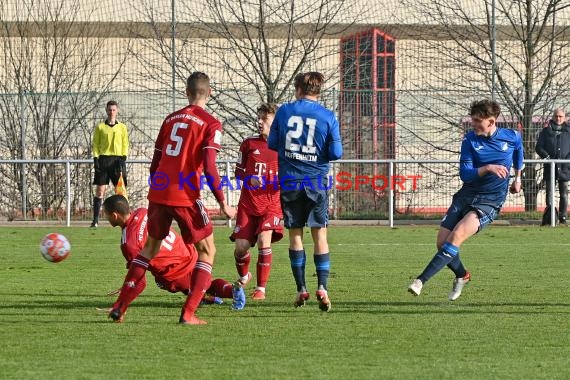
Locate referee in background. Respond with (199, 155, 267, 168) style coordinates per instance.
(91, 100, 129, 228)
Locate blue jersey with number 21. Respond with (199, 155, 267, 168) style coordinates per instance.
(268, 98, 343, 181)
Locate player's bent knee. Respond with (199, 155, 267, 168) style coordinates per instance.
(195, 236, 217, 261)
(233, 239, 251, 255)
(257, 231, 273, 248)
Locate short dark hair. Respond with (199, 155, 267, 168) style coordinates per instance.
(186, 72, 210, 99)
(106, 100, 118, 108)
(257, 103, 277, 116)
(102, 194, 130, 215)
(470, 99, 501, 119)
(294, 72, 324, 96)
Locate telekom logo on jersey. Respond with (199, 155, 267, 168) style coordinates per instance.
(148, 171, 422, 191)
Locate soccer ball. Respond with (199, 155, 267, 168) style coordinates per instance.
(40, 233, 71, 263)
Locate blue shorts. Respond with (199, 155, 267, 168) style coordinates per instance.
(440, 192, 504, 232)
(280, 187, 329, 228)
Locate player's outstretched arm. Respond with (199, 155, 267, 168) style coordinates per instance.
(203, 148, 236, 219)
(219, 200, 236, 219)
(328, 117, 343, 161)
(479, 164, 509, 178)
(510, 134, 524, 194)
(234, 141, 247, 180)
(509, 173, 522, 194)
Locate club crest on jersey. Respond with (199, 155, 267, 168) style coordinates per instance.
(501, 142, 508, 151)
(214, 130, 222, 145)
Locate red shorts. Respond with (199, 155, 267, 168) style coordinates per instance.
(147, 200, 213, 245)
(230, 207, 284, 247)
(154, 273, 191, 294)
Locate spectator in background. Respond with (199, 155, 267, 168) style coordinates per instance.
(91, 100, 129, 228)
(535, 108, 570, 225)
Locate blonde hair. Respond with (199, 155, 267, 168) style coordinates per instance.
(186, 72, 210, 99)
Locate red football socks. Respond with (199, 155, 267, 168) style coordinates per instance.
(208, 278, 233, 298)
(257, 247, 272, 288)
(234, 251, 251, 277)
(181, 261, 213, 319)
(112, 254, 150, 313)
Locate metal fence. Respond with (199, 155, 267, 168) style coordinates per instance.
(3, 1, 570, 225)
(0, 158, 562, 227)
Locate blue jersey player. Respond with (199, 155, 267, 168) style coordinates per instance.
(408, 99, 523, 300)
(268, 72, 342, 311)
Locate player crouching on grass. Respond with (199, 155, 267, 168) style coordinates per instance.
(100, 195, 245, 322)
(408, 99, 523, 300)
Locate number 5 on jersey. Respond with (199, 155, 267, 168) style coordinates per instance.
(166, 122, 188, 157)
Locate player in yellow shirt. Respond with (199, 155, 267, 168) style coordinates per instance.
(91, 100, 129, 228)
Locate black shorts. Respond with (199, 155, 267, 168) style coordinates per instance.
(280, 187, 329, 228)
(440, 191, 504, 232)
(93, 155, 127, 187)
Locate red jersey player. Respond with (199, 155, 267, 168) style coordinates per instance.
(108, 72, 236, 325)
(231, 103, 284, 300)
(101, 195, 244, 322)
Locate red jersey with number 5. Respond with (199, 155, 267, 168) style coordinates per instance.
(148, 105, 223, 206)
(235, 135, 281, 216)
(121, 208, 197, 284)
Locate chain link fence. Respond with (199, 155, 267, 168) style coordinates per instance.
(3, 1, 570, 221)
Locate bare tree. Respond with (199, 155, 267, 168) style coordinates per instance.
(0, 0, 130, 218)
(396, 0, 570, 211)
(131, 0, 362, 149)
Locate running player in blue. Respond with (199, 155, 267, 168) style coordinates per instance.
(268, 72, 342, 311)
(408, 99, 524, 300)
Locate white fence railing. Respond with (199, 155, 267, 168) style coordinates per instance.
(0, 159, 562, 227)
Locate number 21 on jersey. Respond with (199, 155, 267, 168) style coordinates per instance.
(285, 116, 316, 154)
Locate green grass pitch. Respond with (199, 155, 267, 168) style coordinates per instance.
(1, 225, 570, 379)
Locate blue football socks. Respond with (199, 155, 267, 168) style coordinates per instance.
(289, 249, 307, 292)
(418, 242, 459, 283)
(447, 254, 467, 278)
(314, 253, 330, 290)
